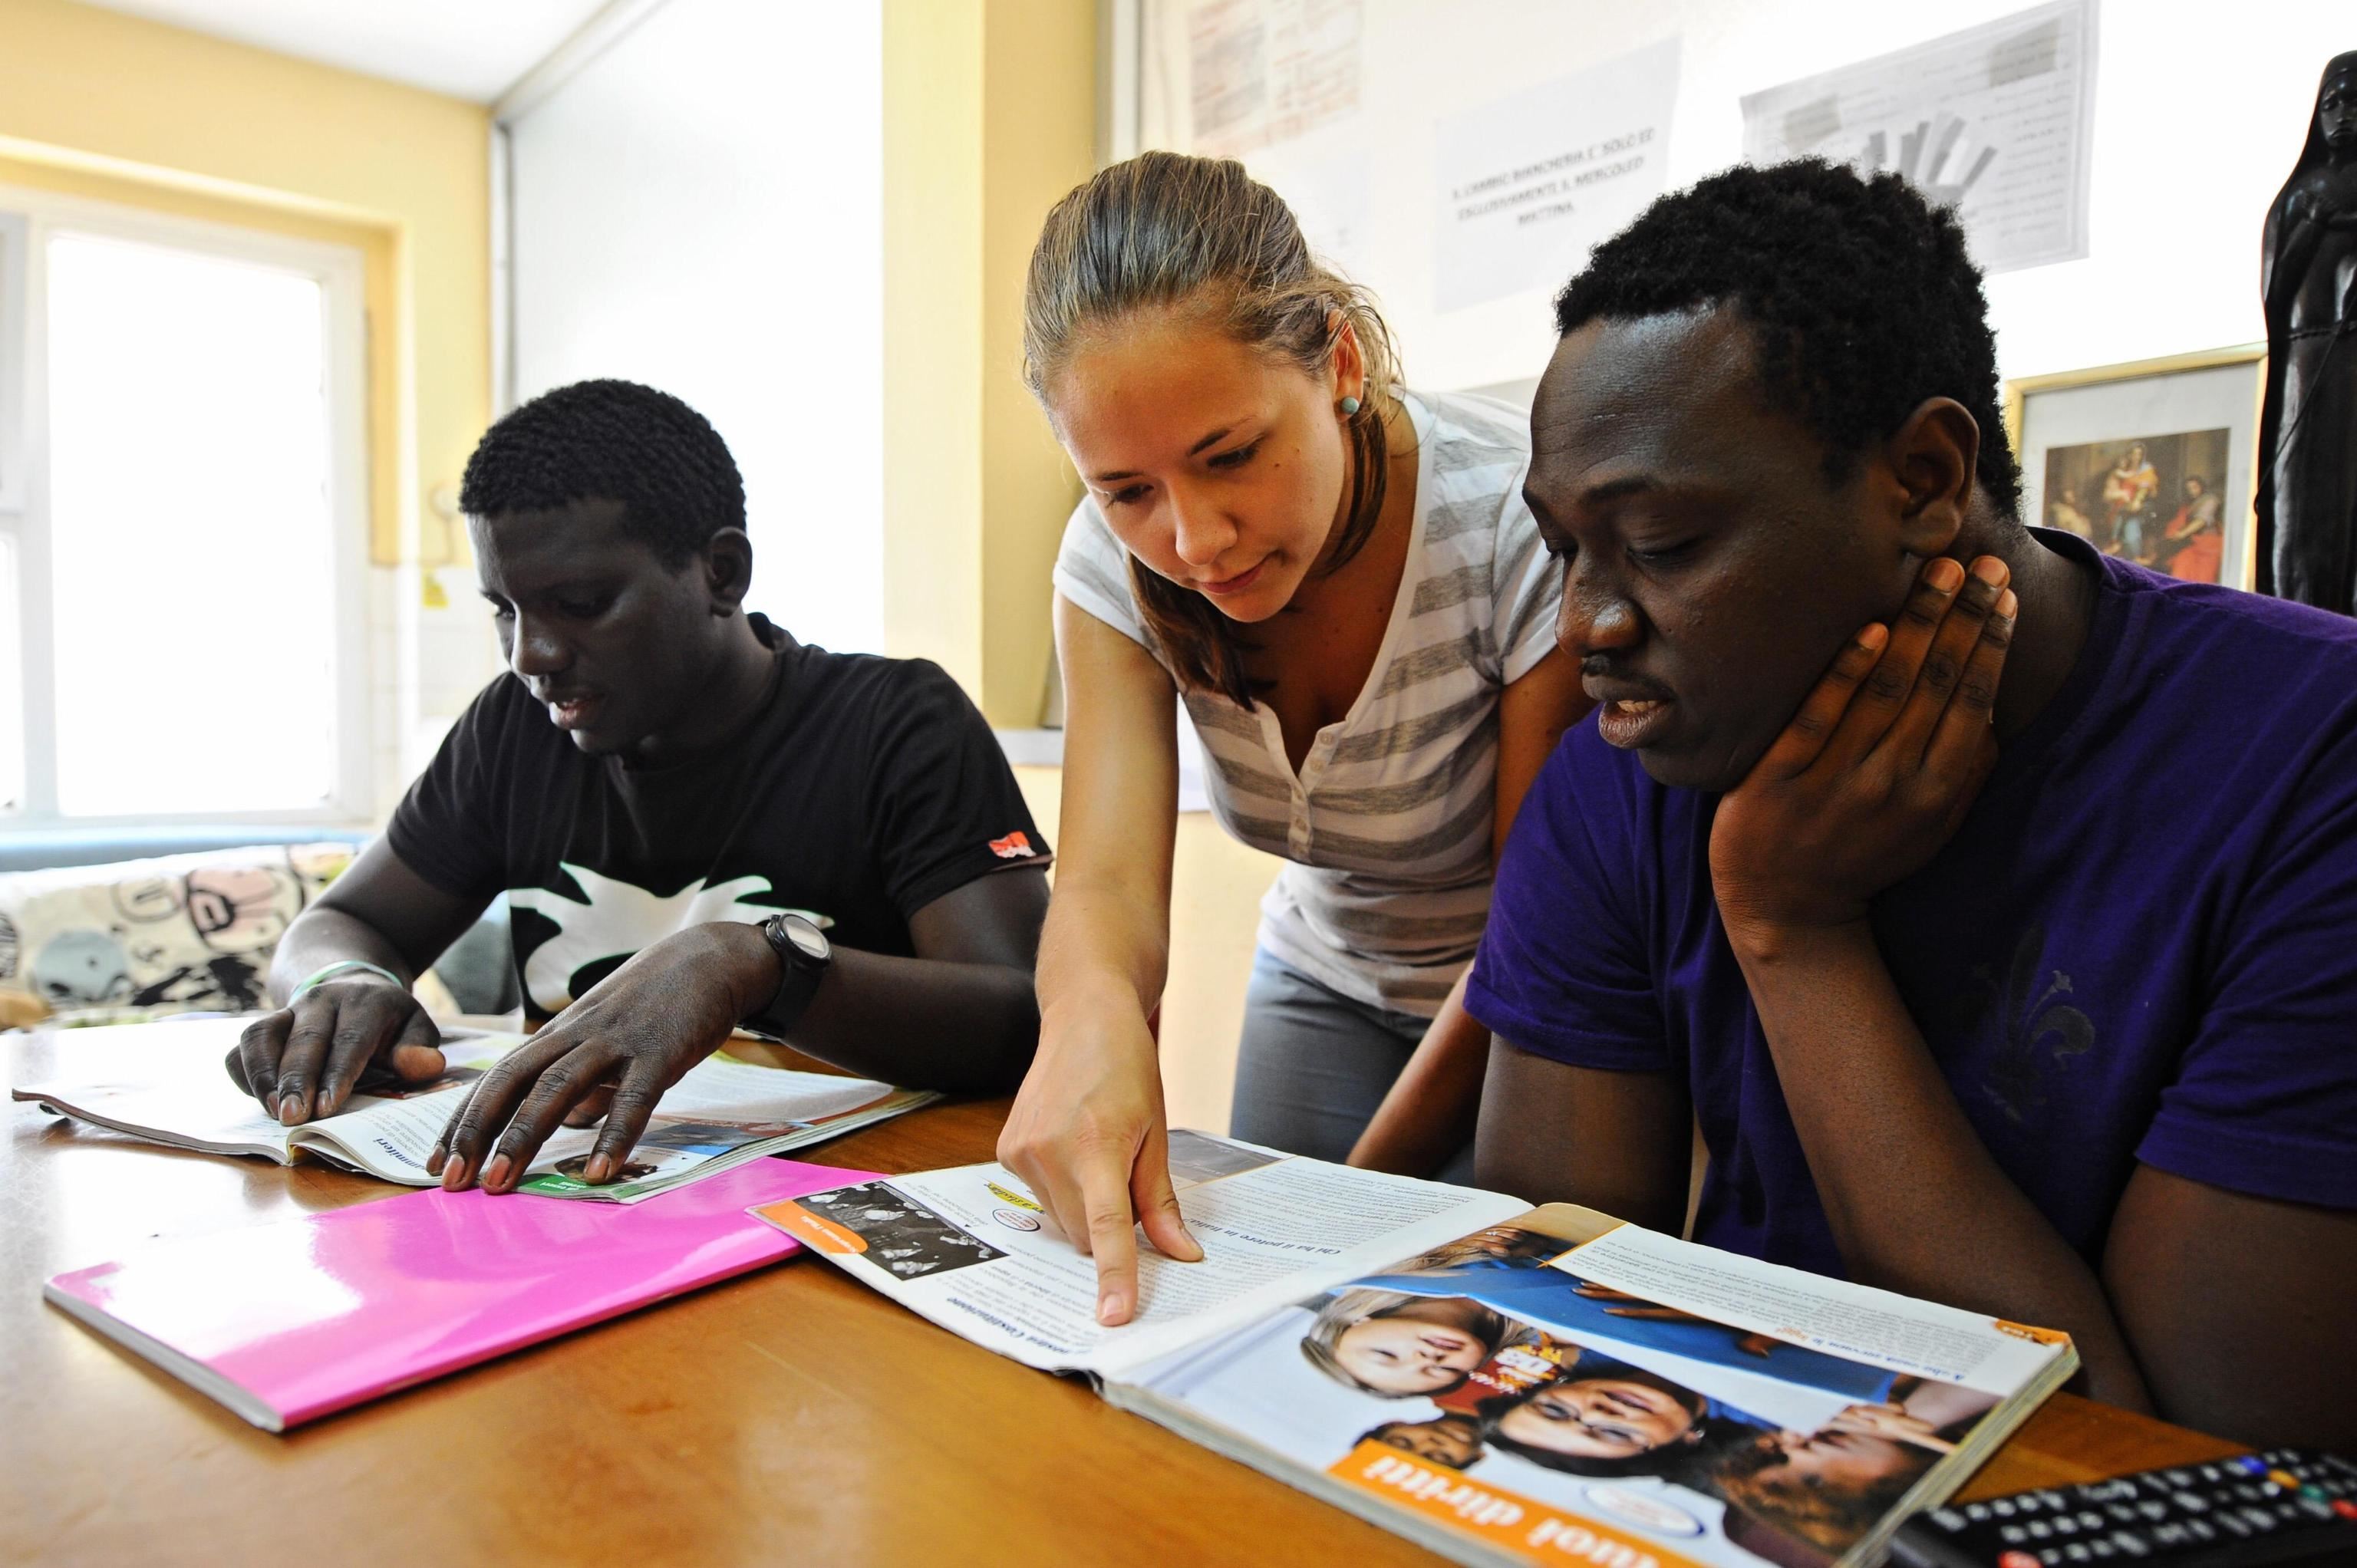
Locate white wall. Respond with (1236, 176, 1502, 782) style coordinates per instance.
(507, 0, 885, 654)
(1141, 0, 2349, 393)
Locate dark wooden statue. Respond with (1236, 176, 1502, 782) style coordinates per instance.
(2257, 52, 2357, 613)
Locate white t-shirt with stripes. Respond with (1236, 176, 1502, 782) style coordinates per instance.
(1051, 387, 1561, 1018)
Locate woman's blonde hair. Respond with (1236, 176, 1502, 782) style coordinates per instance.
(1024, 150, 1404, 707)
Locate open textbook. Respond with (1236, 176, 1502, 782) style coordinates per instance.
(13, 1017, 931, 1203)
(753, 1132, 2077, 1568)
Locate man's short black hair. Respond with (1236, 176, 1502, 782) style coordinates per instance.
(1553, 159, 2022, 519)
(459, 378, 746, 567)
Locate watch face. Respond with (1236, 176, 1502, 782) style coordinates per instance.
(782, 914, 829, 960)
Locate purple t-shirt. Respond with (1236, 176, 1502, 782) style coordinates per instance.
(1468, 531, 2357, 1278)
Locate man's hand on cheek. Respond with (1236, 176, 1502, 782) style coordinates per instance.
(1707, 555, 2016, 951)
(425, 921, 779, 1193)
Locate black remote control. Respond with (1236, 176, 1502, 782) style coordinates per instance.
(1888, 1449, 2357, 1568)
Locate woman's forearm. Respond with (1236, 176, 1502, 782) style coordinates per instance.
(1036, 876, 1171, 1029)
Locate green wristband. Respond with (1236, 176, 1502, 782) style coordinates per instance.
(287, 959, 407, 1004)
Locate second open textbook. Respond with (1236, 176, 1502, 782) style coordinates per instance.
(752, 1132, 2077, 1568)
(12, 1017, 932, 1202)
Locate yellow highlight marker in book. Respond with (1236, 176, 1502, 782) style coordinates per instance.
(987, 1181, 1041, 1213)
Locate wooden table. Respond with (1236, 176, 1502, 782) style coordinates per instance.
(2, 1028, 2245, 1566)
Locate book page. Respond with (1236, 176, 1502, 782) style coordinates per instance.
(9, 1024, 522, 1173)
(750, 1132, 1526, 1378)
(14, 1073, 302, 1162)
(1560, 1220, 2068, 1396)
(17, 1025, 905, 1199)
(297, 1084, 596, 1184)
(302, 1054, 902, 1195)
(509, 1069, 912, 1202)
(1116, 1205, 2072, 1568)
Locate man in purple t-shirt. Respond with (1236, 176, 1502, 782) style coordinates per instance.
(1465, 161, 2357, 1451)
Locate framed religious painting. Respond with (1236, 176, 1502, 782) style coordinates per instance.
(2006, 345, 2266, 590)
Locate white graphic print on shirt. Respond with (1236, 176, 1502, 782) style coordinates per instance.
(506, 862, 829, 1016)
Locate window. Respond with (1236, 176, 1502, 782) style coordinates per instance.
(0, 189, 368, 826)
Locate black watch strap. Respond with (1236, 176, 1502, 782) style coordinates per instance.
(749, 911, 832, 1036)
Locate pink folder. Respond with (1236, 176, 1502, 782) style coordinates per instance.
(45, 1158, 875, 1431)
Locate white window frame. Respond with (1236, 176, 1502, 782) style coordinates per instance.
(0, 183, 371, 830)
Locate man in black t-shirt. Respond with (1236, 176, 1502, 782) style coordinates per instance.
(228, 380, 1051, 1194)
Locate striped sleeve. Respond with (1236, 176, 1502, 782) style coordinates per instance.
(1492, 476, 1564, 684)
(1050, 496, 1151, 651)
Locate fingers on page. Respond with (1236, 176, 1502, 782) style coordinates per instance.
(582, 1062, 667, 1184)
(1080, 1162, 1143, 1326)
(272, 1001, 343, 1125)
(318, 1003, 397, 1116)
(387, 1007, 447, 1082)
(233, 1010, 293, 1102)
(432, 1037, 565, 1188)
(1133, 1154, 1204, 1263)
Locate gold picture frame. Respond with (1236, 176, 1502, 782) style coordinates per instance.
(2004, 345, 2267, 591)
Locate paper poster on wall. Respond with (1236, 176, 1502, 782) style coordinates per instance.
(1739, 0, 2096, 275)
(1431, 38, 1682, 315)
(1186, 0, 1361, 158)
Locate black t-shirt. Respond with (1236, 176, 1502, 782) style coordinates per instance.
(387, 616, 1050, 1024)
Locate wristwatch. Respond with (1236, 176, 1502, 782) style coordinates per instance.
(751, 911, 832, 1035)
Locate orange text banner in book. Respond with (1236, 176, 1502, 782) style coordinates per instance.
(749, 1198, 866, 1256)
(1324, 1440, 1710, 1568)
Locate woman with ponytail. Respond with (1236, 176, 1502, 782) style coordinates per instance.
(998, 153, 1588, 1324)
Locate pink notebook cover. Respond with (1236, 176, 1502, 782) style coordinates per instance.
(45, 1158, 874, 1432)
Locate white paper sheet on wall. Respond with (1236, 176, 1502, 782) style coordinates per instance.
(1739, 0, 2097, 275)
(1185, 0, 1363, 159)
(1429, 38, 1683, 315)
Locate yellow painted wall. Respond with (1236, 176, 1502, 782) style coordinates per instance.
(980, 2, 1095, 726)
(0, 0, 490, 568)
(880, 0, 987, 689)
(882, 0, 1093, 724)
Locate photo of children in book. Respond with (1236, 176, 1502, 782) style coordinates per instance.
(793, 1181, 1007, 1280)
(1138, 1223, 1996, 1568)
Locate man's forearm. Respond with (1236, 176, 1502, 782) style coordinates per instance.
(265, 907, 420, 1004)
(714, 923, 1040, 1095)
(1351, 971, 1488, 1174)
(1729, 919, 2154, 1408)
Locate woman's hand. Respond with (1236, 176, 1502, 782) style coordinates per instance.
(1709, 555, 2016, 953)
(997, 994, 1202, 1326)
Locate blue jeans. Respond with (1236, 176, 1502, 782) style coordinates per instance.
(1228, 949, 1477, 1183)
